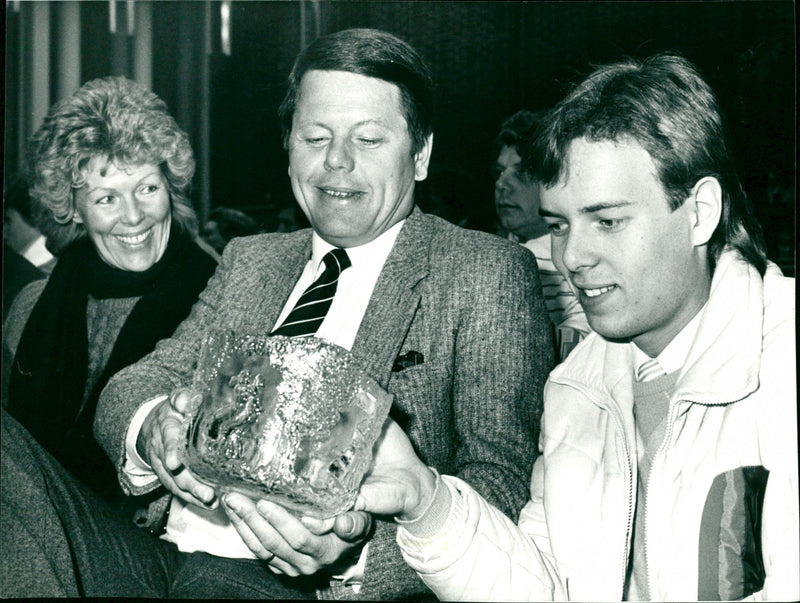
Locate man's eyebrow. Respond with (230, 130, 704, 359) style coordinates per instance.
(579, 201, 634, 214)
(296, 118, 390, 129)
(540, 201, 634, 218)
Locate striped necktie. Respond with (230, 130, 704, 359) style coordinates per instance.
(271, 248, 351, 337)
(636, 357, 666, 382)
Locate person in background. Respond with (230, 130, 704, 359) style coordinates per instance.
(494, 110, 590, 360)
(3, 175, 57, 271)
(200, 206, 262, 254)
(3, 178, 47, 320)
(2, 76, 217, 516)
(341, 53, 797, 601)
(1, 28, 552, 599)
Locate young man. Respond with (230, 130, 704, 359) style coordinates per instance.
(346, 54, 797, 601)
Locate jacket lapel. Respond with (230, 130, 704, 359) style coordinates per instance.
(245, 232, 312, 332)
(352, 208, 429, 387)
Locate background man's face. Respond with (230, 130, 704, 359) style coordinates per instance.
(287, 70, 431, 248)
(539, 136, 710, 356)
(494, 144, 543, 241)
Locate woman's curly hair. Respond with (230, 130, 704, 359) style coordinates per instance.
(26, 76, 198, 254)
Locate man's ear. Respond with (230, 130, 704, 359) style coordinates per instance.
(689, 176, 722, 247)
(414, 134, 434, 181)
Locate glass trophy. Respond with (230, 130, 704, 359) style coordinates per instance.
(182, 331, 393, 518)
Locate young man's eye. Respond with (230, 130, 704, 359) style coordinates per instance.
(546, 221, 568, 236)
(597, 218, 626, 231)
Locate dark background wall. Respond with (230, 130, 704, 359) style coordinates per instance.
(5, 1, 795, 272)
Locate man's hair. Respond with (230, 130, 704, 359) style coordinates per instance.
(495, 109, 548, 158)
(278, 28, 434, 156)
(522, 53, 767, 275)
(26, 76, 199, 254)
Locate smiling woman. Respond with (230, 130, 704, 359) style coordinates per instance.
(2, 76, 218, 516)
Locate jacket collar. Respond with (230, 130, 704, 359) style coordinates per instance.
(551, 249, 764, 407)
(673, 249, 763, 404)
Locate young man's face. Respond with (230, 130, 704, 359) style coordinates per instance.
(494, 145, 544, 242)
(539, 136, 711, 356)
(287, 70, 432, 248)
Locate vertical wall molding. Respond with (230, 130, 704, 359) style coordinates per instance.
(56, 2, 82, 100)
(29, 1, 51, 136)
(133, 0, 153, 89)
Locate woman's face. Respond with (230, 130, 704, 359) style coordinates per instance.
(73, 159, 172, 271)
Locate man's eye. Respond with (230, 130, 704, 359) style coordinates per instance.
(357, 137, 382, 147)
(304, 136, 329, 146)
(547, 222, 568, 236)
(597, 218, 625, 231)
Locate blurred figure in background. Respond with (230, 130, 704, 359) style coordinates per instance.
(2, 76, 217, 517)
(200, 206, 262, 254)
(3, 175, 57, 271)
(494, 110, 590, 360)
(3, 178, 48, 320)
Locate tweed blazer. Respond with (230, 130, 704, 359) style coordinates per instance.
(96, 208, 554, 600)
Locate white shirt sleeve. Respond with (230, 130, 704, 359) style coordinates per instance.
(123, 394, 168, 487)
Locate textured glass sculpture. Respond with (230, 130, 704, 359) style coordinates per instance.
(182, 332, 393, 518)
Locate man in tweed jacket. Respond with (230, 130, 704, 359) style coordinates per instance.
(100, 29, 552, 600)
(0, 29, 551, 599)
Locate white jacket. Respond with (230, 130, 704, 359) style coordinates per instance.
(397, 251, 798, 601)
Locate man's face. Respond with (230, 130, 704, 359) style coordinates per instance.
(494, 145, 543, 241)
(287, 70, 432, 248)
(539, 137, 711, 356)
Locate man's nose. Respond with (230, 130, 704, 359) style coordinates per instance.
(559, 229, 597, 274)
(324, 138, 355, 172)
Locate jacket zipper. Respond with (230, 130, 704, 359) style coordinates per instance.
(643, 397, 687, 599)
(610, 405, 635, 599)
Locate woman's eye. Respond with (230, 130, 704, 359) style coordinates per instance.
(139, 184, 159, 195)
(95, 195, 114, 205)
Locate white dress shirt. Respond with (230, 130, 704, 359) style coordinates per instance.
(631, 302, 708, 379)
(122, 220, 405, 587)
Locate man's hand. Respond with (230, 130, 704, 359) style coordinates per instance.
(222, 494, 373, 576)
(337, 418, 438, 528)
(137, 387, 217, 508)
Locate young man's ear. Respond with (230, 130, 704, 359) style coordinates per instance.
(689, 176, 722, 247)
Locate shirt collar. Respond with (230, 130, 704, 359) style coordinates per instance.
(22, 234, 55, 267)
(632, 303, 707, 375)
(310, 219, 406, 275)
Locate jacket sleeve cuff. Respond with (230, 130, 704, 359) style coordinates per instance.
(396, 468, 452, 538)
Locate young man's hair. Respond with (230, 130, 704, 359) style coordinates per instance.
(522, 53, 767, 275)
(278, 28, 434, 156)
(495, 109, 548, 158)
